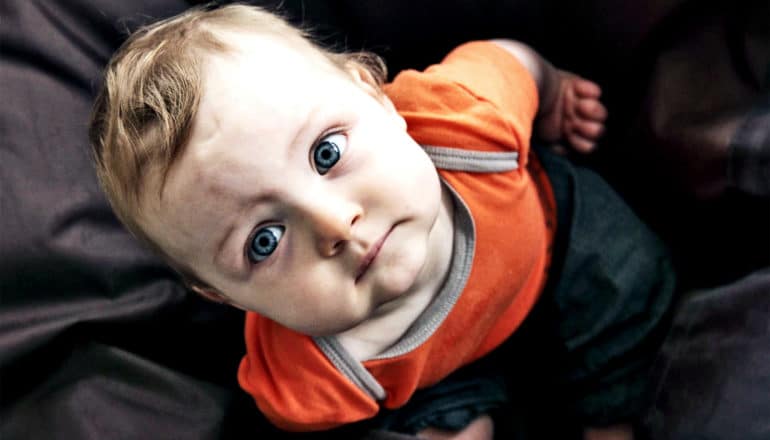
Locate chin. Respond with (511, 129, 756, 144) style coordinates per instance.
(376, 252, 425, 301)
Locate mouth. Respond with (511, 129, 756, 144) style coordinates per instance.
(355, 226, 394, 283)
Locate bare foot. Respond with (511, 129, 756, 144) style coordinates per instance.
(584, 423, 633, 440)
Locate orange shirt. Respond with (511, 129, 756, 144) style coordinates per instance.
(238, 41, 556, 432)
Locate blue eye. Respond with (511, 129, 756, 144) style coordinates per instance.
(312, 133, 346, 175)
(248, 225, 284, 263)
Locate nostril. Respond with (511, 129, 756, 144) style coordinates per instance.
(319, 239, 345, 258)
(329, 239, 346, 256)
(350, 213, 361, 226)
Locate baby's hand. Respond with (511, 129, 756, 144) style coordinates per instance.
(536, 70, 607, 153)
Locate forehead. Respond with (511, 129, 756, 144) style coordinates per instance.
(189, 31, 347, 152)
(202, 30, 341, 97)
(185, 31, 352, 184)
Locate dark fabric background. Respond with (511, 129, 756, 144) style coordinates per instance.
(1, 1, 768, 439)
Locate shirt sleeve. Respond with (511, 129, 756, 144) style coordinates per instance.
(385, 41, 539, 158)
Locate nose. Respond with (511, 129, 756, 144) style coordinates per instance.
(300, 196, 362, 257)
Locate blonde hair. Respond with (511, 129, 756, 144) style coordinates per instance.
(89, 4, 386, 286)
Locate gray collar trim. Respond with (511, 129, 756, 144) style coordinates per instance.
(313, 336, 387, 400)
(422, 145, 519, 172)
(372, 183, 474, 359)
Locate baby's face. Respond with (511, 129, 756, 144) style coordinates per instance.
(141, 33, 449, 335)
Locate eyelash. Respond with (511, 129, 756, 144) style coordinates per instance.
(310, 131, 347, 175)
(246, 224, 284, 264)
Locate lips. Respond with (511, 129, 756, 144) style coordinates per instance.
(355, 226, 394, 283)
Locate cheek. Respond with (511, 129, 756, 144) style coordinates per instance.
(390, 146, 441, 200)
(364, 150, 439, 218)
(272, 265, 343, 313)
(372, 133, 437, 180)
(271, 271, 362, 335)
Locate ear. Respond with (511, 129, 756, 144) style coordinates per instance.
(190, 284, 227, 304)
(346, 63, 378, 92)
(347, 63, 405, 128)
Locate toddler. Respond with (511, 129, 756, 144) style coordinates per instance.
(90, 4, 675, 439)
